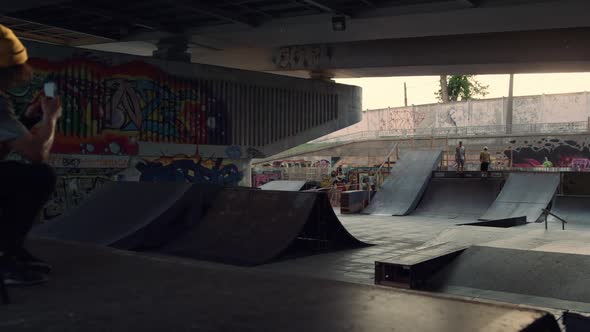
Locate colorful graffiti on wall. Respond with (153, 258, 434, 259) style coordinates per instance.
(8, 57, 229, 155)
(252, 171, 282, 188)
(136, 154, 243, 186)
(44, 175, 112, 220)
(506, 137, 590, 169)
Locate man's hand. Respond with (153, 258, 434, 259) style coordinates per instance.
(23, 94, 43, 120)
(10, 96, 61, 163)
(41, 96, 62, 121)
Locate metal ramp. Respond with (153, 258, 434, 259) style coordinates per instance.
(159, 188, 369, 265)
(412, 177, 503, 219)
(32, 182, 222, 250)
(363, 149, 442, 216)
(479, 173, 560, 222)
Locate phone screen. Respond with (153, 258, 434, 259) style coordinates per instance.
(44, 82, 56, 98)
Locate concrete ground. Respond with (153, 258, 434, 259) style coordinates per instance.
(7, 207, 590, 331)
(0, 239, 561, 332)
(258, 214, 463, 284)
(256, 211, 590, 314)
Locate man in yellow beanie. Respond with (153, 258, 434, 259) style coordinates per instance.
(0, 25, 62, 286)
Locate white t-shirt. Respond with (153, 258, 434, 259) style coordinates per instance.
(455, 146, 465, 160)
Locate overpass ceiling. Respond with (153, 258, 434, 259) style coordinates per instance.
(1, 0, 432, 44)
(3, 0, 589, 78)
(1, 0, 560, 46)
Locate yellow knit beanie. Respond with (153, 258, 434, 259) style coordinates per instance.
(0, 25, 28, 68)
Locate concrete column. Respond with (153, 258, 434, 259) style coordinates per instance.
(506, 73, 514, 134)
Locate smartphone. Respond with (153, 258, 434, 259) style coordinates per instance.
(44, 82, 57, 98)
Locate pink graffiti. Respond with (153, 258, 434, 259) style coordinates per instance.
(513, 158, 542, 168)
(571, 158, 590, 170)
(312, 160, 331, 168)
(253, 173, 282, 188)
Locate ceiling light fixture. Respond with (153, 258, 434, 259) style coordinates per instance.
(332, 16, 346, 31)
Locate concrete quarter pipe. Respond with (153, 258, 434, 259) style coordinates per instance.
(363, 149, 442, 216)
(479, 173, 560, 223)
(160, 188, 369, 265)
(32, 182, 222, 250)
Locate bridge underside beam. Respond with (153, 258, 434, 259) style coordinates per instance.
(190, 28, 590, 78)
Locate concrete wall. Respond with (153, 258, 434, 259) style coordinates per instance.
(318, 92, 590, 140)
(286, 133, 590, 172)
(21, 41, 361, 159)
(7, 41, 362, 219)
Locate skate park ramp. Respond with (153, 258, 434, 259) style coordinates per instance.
(479, 173, 560, 223)
(260, 180, 307, 191)
(160, 188, 369, 266)
(427, 245, 590, 307)
(412, 178, 503, 219)
(548, 195, 590, 227)
(33, 182, 222, 250)
(363, 149, 442, 216)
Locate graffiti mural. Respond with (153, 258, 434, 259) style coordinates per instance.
(506, 137, 590, 169)
(378, 108, 427, 131)
(8, 57, 229, 155)
(44, 175, 112, 220)
(273, 45, 326, 69)
(252, 171, 282, 188)
(136, 154, 243, 186)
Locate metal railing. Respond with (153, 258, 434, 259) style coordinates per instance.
(542, 208, 567, 230)
(313, 121, 590, 143)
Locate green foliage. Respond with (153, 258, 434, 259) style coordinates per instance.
(437, 75, 489, 102)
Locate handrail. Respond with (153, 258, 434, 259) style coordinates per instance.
(376, 143, 399, 174)
(369, 143, 399, 205)
(542, 208, 567, 230)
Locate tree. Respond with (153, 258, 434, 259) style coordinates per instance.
(436, 75, 489, 102)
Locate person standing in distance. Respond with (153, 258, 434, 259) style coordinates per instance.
(0, 25, 62, 286)
(455, 141, 466, 173)
(480, 146, 491, 179)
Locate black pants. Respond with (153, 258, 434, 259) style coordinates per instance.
(0, 161, 56, 255)
(481, 162, 490, 172)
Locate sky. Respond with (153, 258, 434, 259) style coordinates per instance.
(336, 73, 590, 110)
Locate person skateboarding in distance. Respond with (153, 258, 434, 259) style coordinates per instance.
(0, 25, 61, 286)
(480, 146, 491, 179)
(455, 141, 466, 174)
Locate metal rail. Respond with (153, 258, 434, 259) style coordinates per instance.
(542, 208, 567, 230)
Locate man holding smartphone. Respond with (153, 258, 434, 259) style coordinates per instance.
(0, 25, 62, 285)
